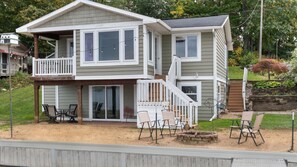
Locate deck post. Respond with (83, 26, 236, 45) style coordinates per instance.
(77, 85, 83, 124)
(34, 83, 40, 123)
(33, 34, 39, 59)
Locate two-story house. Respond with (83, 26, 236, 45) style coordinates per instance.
(16, 0, 232, 127)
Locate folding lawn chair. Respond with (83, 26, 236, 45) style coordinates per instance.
(240, 113, 265, 146)
(161, 111, 180, 136)
(137, 111, 162, 140)
(229, 111, 254, 139)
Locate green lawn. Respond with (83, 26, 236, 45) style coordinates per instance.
(0, 85, 44, 129)
(228, 66, 267, 80)
(197, 114, 296, 131)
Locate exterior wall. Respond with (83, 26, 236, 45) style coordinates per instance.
(34, 4, 139, 29)
(148, 65, 154, 76)
(199, 80, 214, 120)
(75, 25, 144, 77)
(124, 84, 135, 117)
(43, 86, 56, 105)
(216, 28, 227, 81)
(58, 37, 67, 58)
(0, 53, 22, 77)
(181, 32, 213, 76)
(162, 35, 171, 75)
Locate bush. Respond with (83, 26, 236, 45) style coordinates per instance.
(254, 81, 281, 89)
(251, 59, 288, 80)
(238, 52, 258, 68)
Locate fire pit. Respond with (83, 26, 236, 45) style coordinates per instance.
(176, 131, 218, 144)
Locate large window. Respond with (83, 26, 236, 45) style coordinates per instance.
(174, 33, 201, 61)
(81, 27, 138, 66)
(85, 33, 93, 61)
(99, 31, 119, 61)
(178, 81, 202, 106)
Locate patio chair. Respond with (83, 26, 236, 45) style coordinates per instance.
(47, 105, 61, 123)
(229, 111, 254, 139)
(93, 103, 103, 118)
(137, 111, 161, 140)
(240, 113, 265, 146)
(161, 111, 180, 137)
(66, 104, 78, 123)
(42, 104, 50, 121)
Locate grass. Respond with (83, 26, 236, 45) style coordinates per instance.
(197, 114, 296, 131)
(228, 66, 268, 80)
(0, 85, 44, 130)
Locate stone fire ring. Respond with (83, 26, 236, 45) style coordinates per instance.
(176, 131, 218, 144)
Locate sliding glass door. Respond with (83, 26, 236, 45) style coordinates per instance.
(92, 86, 120, 120)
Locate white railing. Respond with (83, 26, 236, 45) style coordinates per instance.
(137, 79, 199, 127)
(242, 67, 248, 110)
(32, 57, 74, 76)
(166, 56, 181, 85)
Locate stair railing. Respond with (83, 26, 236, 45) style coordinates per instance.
(137, 79, 199, 127)
(166, 56, 181, 85)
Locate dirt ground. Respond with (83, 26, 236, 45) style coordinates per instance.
(0, 120, 295, 153)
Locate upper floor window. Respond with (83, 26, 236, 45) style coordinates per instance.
(80, 26, 138, 66)
(173, 33, 201, 61)
(148, 30, 153, 62)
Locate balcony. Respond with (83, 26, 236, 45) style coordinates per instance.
(32, 57, 74, 77)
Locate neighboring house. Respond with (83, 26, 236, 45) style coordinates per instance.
(0, 35, 28, 77)
(16, 0, 232, 126)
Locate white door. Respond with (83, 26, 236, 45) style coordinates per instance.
(154, 35, 162, 75)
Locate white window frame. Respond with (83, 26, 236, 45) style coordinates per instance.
(80, 26, 139, 66)
(178, 81, 202, 106)
(147, 29, 154, 65)
(172, 32, 201, 62)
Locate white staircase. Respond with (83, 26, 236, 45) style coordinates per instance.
(137, 56, 199, 127)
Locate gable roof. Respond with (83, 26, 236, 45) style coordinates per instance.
(16, 0, 161, 33)
(162, 15, 228, 29)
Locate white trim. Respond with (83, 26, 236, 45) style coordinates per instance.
(55, 41, 58, 58)
(172, 32, 201, 61)
(75, 75, 154, 80)
(26, 21, 143, 34)
(171, 26, 222, 32)
(88, 85, 92, 120)
(177, 81, 202, 106)
(179, 76, 214, 80)
(41, 86, 44, 112)
(143, 25, 148, 76)
(213, 29, 218, 117)
(80, 26, 139, 67)
(55, 86, 59, 108)
(147, 28, 154, 66)
(133, 84, 137, 116)
(16, 0, 157, 33)
(217, 77, 227, 84)
(73, 30, 77, 76)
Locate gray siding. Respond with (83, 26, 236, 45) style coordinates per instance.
(76, 25, 144, 77)
(162, 35, 171, 75)
(58, 38, 67, 58)
(124, 84, 135, 117)
(57, 85, 89, 118)
(216, 28, 227, 80)
(199, 80, 214, 120)
(181, 32, 213, 76)
(148, 65, 154, 76)
(43, 86, 56, 105)
(34, 4, 139, 29)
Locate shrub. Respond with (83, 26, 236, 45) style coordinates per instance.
(228, 58, 237, 66)
(253, 81, 281, 89)
(251, 59, 288, 80)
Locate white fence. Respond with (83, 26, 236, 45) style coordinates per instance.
(32, 57, 74, 76)
(137, 79, 199, 127)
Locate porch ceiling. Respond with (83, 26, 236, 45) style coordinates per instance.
(37, 31, 73, 40)
(33, 79, 137, 86)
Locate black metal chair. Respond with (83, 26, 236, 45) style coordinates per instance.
(66, 104, 78, 123)
(42, 104, 50, 121)
(47, 105, 61, 123)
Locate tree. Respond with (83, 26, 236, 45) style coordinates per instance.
(251, 59, 288, 80)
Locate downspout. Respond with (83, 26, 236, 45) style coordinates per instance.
(209, 28, 217, 122)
